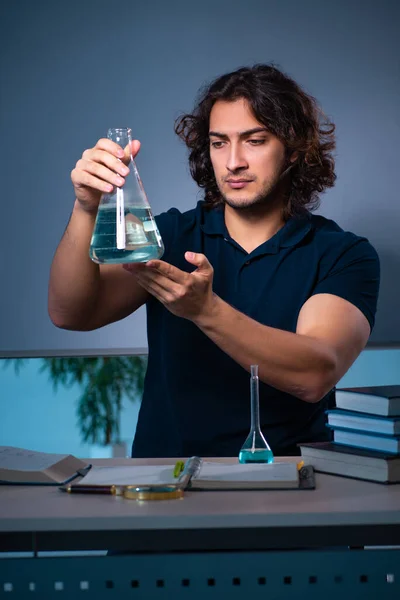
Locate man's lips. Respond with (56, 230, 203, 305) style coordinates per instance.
(225, 179, 253, 189)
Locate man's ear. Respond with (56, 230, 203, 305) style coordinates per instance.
(289, 150, 299, 163)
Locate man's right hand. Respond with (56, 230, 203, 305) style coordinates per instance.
(71, 137, 141, 214)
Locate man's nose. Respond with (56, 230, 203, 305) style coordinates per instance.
(226, 144, 248, 172)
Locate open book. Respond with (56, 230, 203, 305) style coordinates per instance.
(0, 446, 91, 485)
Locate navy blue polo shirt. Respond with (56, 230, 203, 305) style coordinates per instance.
(132, 201, 380, 458)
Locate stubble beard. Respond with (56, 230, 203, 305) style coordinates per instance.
(220, 174, 284, 211)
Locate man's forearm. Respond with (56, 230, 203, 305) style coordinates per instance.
(193, 295, 337, 403)
(48, 201, 100, 329)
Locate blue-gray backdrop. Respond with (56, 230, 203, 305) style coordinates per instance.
(1, 0, 399, 355)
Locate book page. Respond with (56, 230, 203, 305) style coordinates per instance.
(77, 465, 176, 486)
(0, 446, 70, 472)
(196, 462, 299, 483)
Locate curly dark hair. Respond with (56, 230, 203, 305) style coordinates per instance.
(174, 64, 336, 218)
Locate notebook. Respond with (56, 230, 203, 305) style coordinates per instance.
(71, 458, 314, 491)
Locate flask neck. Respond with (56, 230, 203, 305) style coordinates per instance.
(250, 372, 261, 433)
(107, 128, 133, 150)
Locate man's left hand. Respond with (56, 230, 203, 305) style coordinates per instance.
(123, 252, 216, 321)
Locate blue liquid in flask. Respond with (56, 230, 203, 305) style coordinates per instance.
(90, 206, 163, 264)
(238, 448, 274, 464)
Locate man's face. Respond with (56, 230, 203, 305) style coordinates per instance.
(209, 98, 288, 210)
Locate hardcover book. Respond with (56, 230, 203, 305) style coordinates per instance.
(335, 385, 400, 416)
(299, 441, 400, 484)
(326, 409, 400, 436)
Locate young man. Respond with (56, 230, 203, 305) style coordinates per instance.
(49, 64, 380, 458)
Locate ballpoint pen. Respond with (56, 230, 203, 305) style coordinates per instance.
(62, 484, 122, 495)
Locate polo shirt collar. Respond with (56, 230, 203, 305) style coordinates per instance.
(200, 204, 226, 236)
(200, 202, 312, 250)
(278, 212, 312, 248)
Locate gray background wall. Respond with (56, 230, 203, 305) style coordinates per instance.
(1, 0, 399, 355)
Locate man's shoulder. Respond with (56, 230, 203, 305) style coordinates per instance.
(310, 213, 373, 247)
(310, 213, 349, 237)
(308, 213, 379, 265)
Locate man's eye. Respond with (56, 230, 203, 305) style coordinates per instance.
(210, 141, 224, 149)
(248, 139, 265, 145)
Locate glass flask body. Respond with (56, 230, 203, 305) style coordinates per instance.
(239, 365, 274, 464)
(89, 128, 164, 264)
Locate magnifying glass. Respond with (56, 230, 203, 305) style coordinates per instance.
(123, 484, 184, 501)
(123, 456, 202, 501)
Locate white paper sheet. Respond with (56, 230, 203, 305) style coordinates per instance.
(77, 465, 176, 486)
(197, 461, 299, 482)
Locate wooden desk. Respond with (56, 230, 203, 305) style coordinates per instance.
(1, 457, 399, 599)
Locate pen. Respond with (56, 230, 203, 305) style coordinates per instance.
(62, 484, 121, 495)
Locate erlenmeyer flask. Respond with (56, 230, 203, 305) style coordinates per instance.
(89, 127, 164, 264)
(238, 365, 274, 463)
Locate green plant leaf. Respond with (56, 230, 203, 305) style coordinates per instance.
(40, 355, 147, 445)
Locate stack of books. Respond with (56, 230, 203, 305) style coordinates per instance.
(299, 385, 400, 483)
